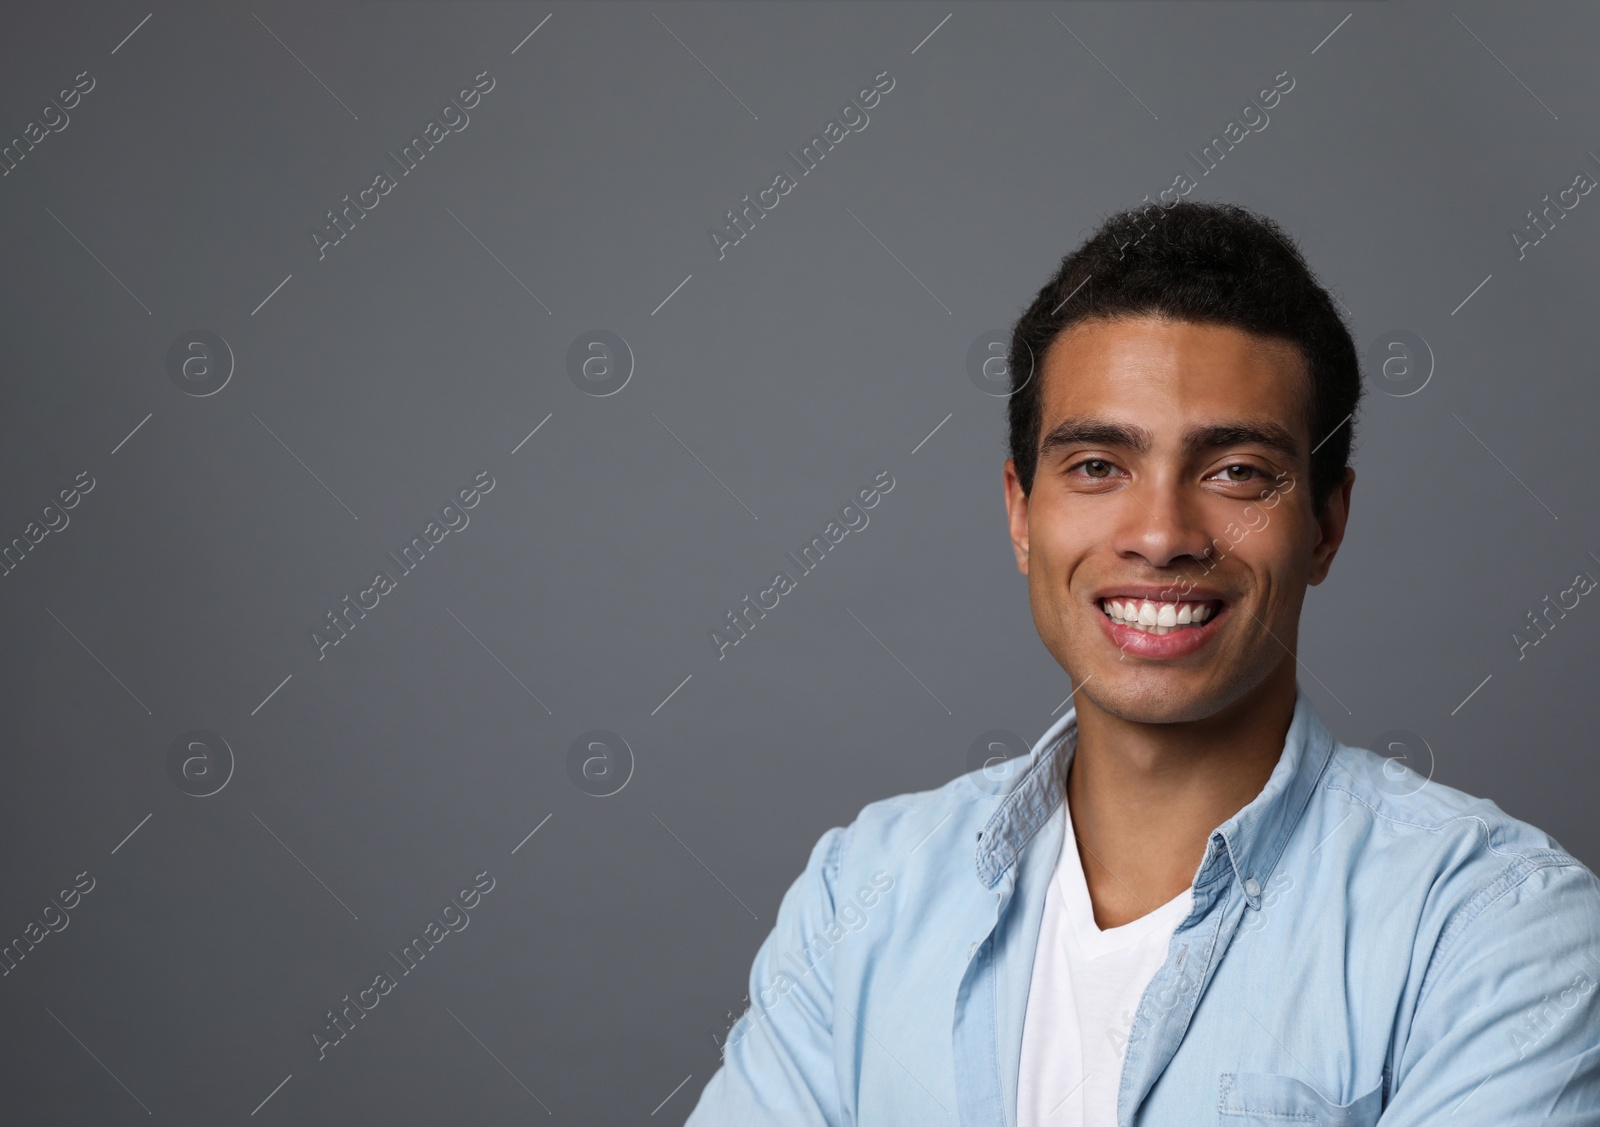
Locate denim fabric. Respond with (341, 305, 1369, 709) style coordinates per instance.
(683, 684, 1600, 1125)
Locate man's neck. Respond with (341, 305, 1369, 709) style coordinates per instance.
(1064, 662, 1297, 929)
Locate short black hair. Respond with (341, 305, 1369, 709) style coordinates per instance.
(1006, 200, 1360, 517)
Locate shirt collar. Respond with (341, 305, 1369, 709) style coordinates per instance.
(974, 683, 1336, 902)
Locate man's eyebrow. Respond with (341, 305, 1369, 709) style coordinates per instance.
(1185, 421, 1301, 461)
(1036, 417, 1301, 461)
(1037, 418, 1151, 460)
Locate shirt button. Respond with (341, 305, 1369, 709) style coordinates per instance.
(968, 941, 979, 958)
(1243, 877, 1261, 898)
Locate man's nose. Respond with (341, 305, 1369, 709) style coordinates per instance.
(1111, 481, 1215, 570)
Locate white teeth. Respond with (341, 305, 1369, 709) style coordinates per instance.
(1099, 598, 1219, 634)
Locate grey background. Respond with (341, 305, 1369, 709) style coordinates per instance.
(1, 0, 1596, 1120)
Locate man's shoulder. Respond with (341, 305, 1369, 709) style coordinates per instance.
(1315, 739, 1599, 929)
(1321, 739, 1573, 853)
(828, 758, 1037, 881)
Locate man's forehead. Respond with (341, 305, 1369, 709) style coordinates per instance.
(1037, 316, 1312, 440)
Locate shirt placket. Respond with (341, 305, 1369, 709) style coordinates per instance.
(952, 776, 1064, 1127)
(951, 867, 1016, 1125)
(1115, 833, 1252, 1126)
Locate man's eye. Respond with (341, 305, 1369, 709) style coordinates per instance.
(1215, 464, 1262, 482)
(1074, 459, 1115, 478)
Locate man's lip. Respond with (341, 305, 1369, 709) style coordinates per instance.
(1094, 597, 1229, 658)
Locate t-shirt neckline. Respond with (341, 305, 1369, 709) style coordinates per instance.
(1054, 802, 1194, 959)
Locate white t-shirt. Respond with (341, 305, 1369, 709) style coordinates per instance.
(1017, 802, 1193, 1126)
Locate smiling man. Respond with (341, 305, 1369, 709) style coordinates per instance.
(684, 202, 1600, 1126)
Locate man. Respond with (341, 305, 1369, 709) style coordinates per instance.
(683, 201, 1600, 1125)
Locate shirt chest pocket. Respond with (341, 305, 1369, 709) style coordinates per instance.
(1218, 1071, 1384, 1126)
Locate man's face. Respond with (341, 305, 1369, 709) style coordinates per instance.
(1002, 315, 1354, 725)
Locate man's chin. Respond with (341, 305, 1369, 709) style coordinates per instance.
(1075, 670, 1230, 726)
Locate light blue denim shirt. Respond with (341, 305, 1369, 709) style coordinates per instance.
(684, 684, 1600, 1125)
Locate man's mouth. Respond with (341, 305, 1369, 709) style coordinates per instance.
(1097, 597, 1223, 636)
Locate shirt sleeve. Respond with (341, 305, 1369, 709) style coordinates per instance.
(1379, 853, 1600, 1125)
(682, 823, 851, 1127)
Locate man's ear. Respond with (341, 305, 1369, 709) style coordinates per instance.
(1308, 467, 1355, 585)
(1003, 459, 1030, 576)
